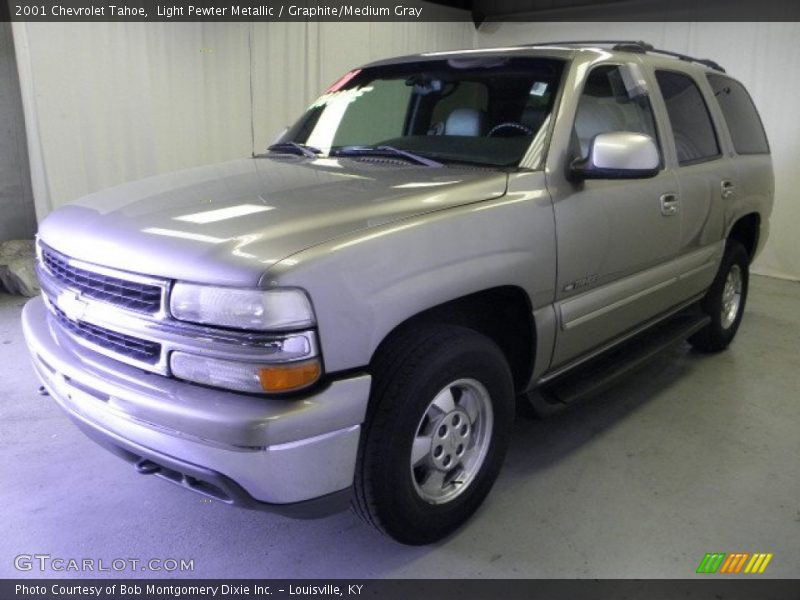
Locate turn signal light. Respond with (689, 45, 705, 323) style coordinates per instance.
(258, 360, 322, 393)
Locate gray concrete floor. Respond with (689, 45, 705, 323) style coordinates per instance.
(1, 275, 798, 579)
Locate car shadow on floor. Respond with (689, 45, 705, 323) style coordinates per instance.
(501, 342, 707, 480)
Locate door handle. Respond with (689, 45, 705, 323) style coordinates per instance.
(721, 180, 735, 199)
(660, 193, 680, 216)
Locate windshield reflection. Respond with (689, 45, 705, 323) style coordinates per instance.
(275, 57, 565, 168)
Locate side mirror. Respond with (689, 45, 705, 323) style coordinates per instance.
(570, 132, 660, 180)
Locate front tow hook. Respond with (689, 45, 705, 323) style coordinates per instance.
(135, 459, 161, 475)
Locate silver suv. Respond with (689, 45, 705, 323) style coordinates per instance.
(23, 41, 773, 544)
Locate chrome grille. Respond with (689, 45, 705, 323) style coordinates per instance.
(41, 245, 163, 314)
(36, 242, 318, 378)
(51, 304, 162, 365)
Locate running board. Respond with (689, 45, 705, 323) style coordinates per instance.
(528, 311, 711, 413)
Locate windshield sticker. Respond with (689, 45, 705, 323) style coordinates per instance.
(325, 69, 362, 94)
(530, 82, 548, 96)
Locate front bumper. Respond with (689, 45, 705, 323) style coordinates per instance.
(22, 297, 371, 517)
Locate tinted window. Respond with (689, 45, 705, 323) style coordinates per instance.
(280, 57, 565, 168)
(430, 81, 488, 125)
(655, 71, 720, 165)
(707, 74, 769, 154)
(573, 65, 658, 158)
(334, 79, 412, 147)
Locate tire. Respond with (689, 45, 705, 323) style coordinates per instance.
(353, 324, 514, 545)
(689, 241, 750, 353)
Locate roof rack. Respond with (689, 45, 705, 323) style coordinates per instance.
(527, 40, 726, 73)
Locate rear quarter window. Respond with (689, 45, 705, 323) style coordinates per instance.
(707, 74, 770, 155)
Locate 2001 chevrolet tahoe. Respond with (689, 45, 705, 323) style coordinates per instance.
(22, 41, 773, 544)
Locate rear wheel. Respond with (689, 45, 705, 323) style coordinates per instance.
(689, 241, 750, 353)
(353, 324, 514, 545)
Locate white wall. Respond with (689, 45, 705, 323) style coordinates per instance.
(0, 21, 35, 241)
(12, 22, 254, 220)
(12, 18, 473, 219)
(475, 22, 800, 280)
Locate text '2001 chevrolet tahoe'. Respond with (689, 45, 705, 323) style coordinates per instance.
(23, 41, 773, 544)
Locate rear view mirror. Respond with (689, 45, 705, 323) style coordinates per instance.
(571, 132, 659, 180)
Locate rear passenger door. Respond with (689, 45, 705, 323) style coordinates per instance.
(704, 73, 773, 252)
(651, 69, 737, 300)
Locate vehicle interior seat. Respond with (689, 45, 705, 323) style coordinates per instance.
(444, 108, 485, 136)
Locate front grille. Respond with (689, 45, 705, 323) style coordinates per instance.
(41, 246, 163, 314)
(52, 304, 162, 365)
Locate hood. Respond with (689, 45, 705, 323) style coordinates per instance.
(39, 157, 508, 287)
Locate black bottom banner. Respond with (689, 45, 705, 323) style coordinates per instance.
(3, 579, 800, 600)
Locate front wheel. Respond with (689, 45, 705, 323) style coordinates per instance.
(353, 325, 514, 545)
(689, 241, 750, 353)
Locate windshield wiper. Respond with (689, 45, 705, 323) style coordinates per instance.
(267, 142, 321, 159)
(332, 145, 442, 168)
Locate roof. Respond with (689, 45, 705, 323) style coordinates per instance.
(364, 40, 726, 74)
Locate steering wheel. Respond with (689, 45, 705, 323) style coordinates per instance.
(487, 122, 533, 137)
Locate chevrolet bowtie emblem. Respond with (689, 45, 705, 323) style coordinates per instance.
(57, 291, 88, 322)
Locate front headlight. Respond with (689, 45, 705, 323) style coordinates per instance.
(170, 283, 315, 331)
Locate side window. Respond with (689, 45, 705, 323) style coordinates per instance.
(707, 74, 769, 155)
(655, 71, 720, 165)
(573, 65, 658, 158)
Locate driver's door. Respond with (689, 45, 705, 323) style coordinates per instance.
(547, 63, 682, 368)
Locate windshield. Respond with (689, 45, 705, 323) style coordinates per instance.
(277, 56, 565, 168)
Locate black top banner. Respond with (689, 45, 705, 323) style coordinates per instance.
(6, 0, 461, 22)
(4, 0, 800, 23)
(7, 0, 464, 22)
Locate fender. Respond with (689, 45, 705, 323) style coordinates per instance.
(264, 172, 558, 376)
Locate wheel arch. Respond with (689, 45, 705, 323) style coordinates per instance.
(368, 285, 537, 394)
(727, 212, 761, 262)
